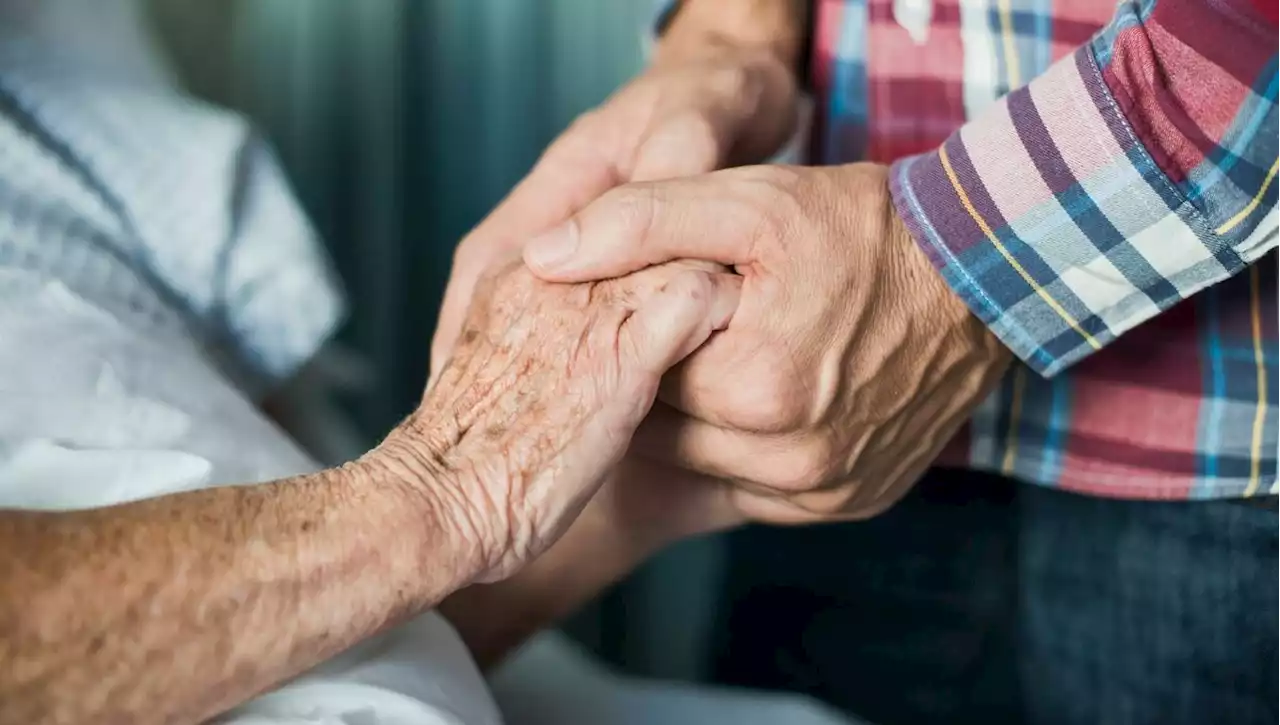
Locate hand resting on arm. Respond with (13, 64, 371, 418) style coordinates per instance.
(0, 260, 739, 725)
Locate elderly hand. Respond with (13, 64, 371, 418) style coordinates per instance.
(390, 259, 739, 582)
(523, 163, 1012, 522)
(428, 36, 797, 383)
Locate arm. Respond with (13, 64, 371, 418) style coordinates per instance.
(0, 447, 471, 725)
(890, 0, 1278, 376)
(0, 259, 739, 725)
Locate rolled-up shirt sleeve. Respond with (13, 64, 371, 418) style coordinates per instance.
(890, 0, 1278, 377)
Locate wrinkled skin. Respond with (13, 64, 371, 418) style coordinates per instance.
(394, 260, 740, 582)
(525, 162, 1013, 523)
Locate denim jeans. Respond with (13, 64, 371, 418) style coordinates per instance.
(711, 469, 1278, 725)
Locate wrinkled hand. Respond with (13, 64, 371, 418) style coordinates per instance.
(388, 260, 740, 582)
(524, 163, 1012, 522)
(428, 40, 797, 383)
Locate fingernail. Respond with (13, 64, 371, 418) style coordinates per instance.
(525, 222, 578, 271)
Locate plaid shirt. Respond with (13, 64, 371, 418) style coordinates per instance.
(661, 0, 1278, 499)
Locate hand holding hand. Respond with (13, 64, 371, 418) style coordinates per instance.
(428, 38, 797, 383)
(390, 260, 740, 582)
(524, 163, 1012, 522)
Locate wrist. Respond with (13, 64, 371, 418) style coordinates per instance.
(358, 428, 493, 595)
(881, 171, 1014, 373)
(571, 487, 673, 569)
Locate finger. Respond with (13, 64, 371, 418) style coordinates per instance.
(620, 269, 741, 378)
(542, 271, 735, 533)
(522, 173, 760, 282)
(634, 410, 866, 525)
(648, 319, 808, 434)
(593, 259, 731, 309)
(629, 403, 767, 483)
(631, 53, 799, 182)
(629, 110, 734, 183)
(728, 489, 860, 525)
(630, 404, 835, 497)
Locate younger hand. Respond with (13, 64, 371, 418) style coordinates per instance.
(524, 163, 1011, 523)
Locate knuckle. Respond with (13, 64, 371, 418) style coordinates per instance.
(718, 358, 809, 433)
(759, 384, 807, 430)
(741, 163, 805, 196)
(670, 269, 712, 301)
(486, 264, 536, 311)
(721, 166, 804, 255)
(598, 261, 707, 309)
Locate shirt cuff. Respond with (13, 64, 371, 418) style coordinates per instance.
(890, 43, 1274, 377)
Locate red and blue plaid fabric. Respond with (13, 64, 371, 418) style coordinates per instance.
(659, 0, 1278, 499)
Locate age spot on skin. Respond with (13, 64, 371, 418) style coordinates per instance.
(87, 634, 105, 654)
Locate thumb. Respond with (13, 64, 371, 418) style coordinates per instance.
(522, 174, 757, 283)
(628, 112, 731, 184)
(621, 268, 741, 378)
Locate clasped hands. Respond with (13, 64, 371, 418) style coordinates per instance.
(406, 38, 1011, 586)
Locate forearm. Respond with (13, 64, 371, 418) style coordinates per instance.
(0, 448, 473, 725)
(658, 0, 809, 71)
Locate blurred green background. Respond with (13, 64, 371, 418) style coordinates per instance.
(144, 0, 724, 682)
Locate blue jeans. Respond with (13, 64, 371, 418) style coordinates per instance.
(711, 469, 1278, 725)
